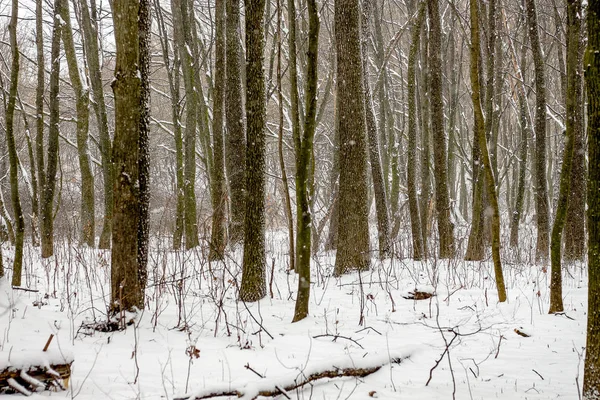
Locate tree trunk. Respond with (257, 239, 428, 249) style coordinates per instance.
(361, 0, 390, 259)
(583, 0, 600, 395)
(428, 0, 454, 259)
(293, 0, 319, 322)
(225, 0, 246, 245)
(34, 0, 45, 247)
(41, 0, 62, 260)
(526, 0, 551, 262)
(79, 0, 114, 250)
(549, 0, 581, 314)
(407, 3, 426, 261)
(209, 0, 227, 261)
(110, 0, 149, 311)
(239, 0, 267, 302)
(469, 0, 506, 302)
(6, 0, 25, 286)
(333, 0, 371, 275)
(59, 0, 95, 248)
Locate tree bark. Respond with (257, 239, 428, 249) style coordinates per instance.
(333, 0, 371, 275)
(526, 0, 551, 262)
(6, 0, 25, 286)
(428, 0, 454, 259)
(239, 0, 267, 302)
(209, 0, 227, 260)
(59, 0, 95, 248)
(469, 0, 506, 302)
(225, 0, 246, 245)
(79, 0, 114, 250)
(584, 0, 600, 395)
(407, 3, 426, 261)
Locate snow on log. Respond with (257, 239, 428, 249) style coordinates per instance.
(175, 349, 412, 400)
(0, 348, 74, 395)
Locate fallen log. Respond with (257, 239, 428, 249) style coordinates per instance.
(0, 349, 73, 395)
(176, 350, 411, 400)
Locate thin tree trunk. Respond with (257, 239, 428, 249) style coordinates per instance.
(526, 0, 551, 262)
(548, 0, 581, 314)
(34, 0, 45, 247)
(209, 0, 227, 261)
(79, 0, 113, 250)
(293, 0, 319, 322)
(469, 0, 506, 302)
(6, 0, 24, 286)
(428, 0, 454, 259)
(361, 0, 390, 259)
(60, 0, 95, 248)
(41, 0, 62, 260)
(407, 3, 426, 261)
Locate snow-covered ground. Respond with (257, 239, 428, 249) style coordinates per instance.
(0, 232, 587, 399)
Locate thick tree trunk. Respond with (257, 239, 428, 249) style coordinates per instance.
(526, 0, 551, 262)
(333, 0, 371, 275)
(239, 0, 267, 302)
(583, 0, 600, 395)
(6, 0, 25, 286)
(110, 0, 149, 311)
(428, 0, 454, 259)
(225, 0, 246, 245)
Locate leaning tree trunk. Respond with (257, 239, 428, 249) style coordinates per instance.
(361, 0, 391, 259)
(526, 0, 550, 262)
(428, 0, 454, 259)
(41, 0, 62, 260)
(406, 3, 426, 261)
(548, 0, 581, 314)
(209, 0, 227, 261)
(110, 0, 149, 311)
(6, 0, 24, 286)
(59, 0, 95, 248)
(333, 0, 371, 276)
(292, 0, 319, 322)
(583, 0, 600, 395)
(225, 0, 246, 245)
(469, 0, 506, 302)
(239, 0, 267, 302)
(79, 0, 113, 249)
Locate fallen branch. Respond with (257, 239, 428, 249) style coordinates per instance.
(176, 350, 411, 400)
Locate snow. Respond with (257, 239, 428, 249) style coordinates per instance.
(0, 234, 589, 399)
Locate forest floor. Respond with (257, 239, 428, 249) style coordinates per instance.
(0, 231, 587, 399)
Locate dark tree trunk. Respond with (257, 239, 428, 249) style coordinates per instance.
(225, 0, 246, 245)
(79, 0, 114, 250)
(41, 0, 62, 260)
(526, 0, 551, 262)
(333, 0, 371, 275)
(110, 0, 150, 311)
(407, 3, 426, 261)
(6, 0, 24, 286)
(583, 0, 600, 395)
(549, 0, 581, 314)
(428, 0, 454, 259)
(209, 0, 227, 261)
(239, 0, 267, 302)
